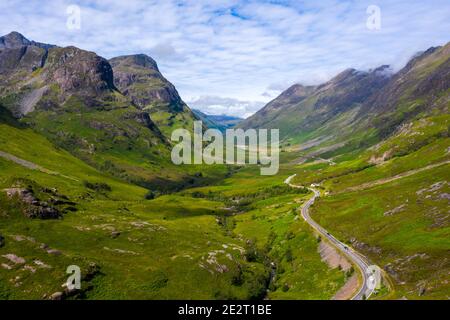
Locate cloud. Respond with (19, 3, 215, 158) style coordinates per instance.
(149, 41, 185, 61)
(0, 0, 449, 118)
(187, 96, 266, 119)
(261, 91, 274, 98)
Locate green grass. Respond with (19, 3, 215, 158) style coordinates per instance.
(0, 118, 267, 299)
(311, 165, 450, 299)
(1, 94, 448, 300)
(185, 166, 348, 299)
(1, 115, 344, 300)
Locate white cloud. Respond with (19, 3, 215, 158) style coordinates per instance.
(0, 0, 449, 117)
(187, 96, 265, 119)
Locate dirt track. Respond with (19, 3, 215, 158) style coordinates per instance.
(336, 160, 450, 194)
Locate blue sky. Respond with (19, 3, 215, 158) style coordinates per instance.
(1, 0, 449, 118)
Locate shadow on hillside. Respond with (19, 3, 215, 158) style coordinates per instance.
(0, 104, 24, 128)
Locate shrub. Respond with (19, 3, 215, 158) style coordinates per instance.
(285, 248, 293, 262)
(285, 231, 295, 240)
(145, 191, 155, 200)
(83, 181, 112, 192)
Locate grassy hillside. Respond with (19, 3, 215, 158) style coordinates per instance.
(0, 116, 268, 299)
(311, 165, 449, 299)
(183, 166, 350, 300)
(288, 113, 449, 299)
(0, 115, 351, 300)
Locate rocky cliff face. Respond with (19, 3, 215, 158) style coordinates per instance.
(0, 33, 119, 112)
(239, 42, 449, 158)
(109, 54, 185, 112)
(109, 54, 198, 137)
(42, 46, 117, 98)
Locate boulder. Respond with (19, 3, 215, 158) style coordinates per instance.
(50, 292, 63, 300)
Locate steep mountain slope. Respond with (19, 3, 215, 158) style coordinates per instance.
(0, 32, 123, 113)
(109, 54, 198, 137)
(0, 34, 278, 300)
(238, 66, 392, 145)
(240, 43, 449, 159)
(282, 43, 450, 299)
(0, 32, 218, 191)
(360, 45, 450, 137)
(321, 43, 450, 159)
(0, 103, 272, 300)
(192, 109, 242, 132)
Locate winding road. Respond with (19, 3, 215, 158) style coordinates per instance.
(285, 174, 380, 300)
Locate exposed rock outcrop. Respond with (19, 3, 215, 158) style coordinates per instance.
(3, 184, 76, 220)
(4, 187, 61, 219)
(109, 54, 185, 112)
(43, 46, 117, 98)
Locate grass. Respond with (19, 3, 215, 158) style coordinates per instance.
(185, 166, 348, 299)
(1, 93, 448, 300)
(311, 164, 450, 299)
(1, 113, 348, 300)
(0, 116, 267, 299)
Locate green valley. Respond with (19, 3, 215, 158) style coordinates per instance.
(0, 28, 449, 301)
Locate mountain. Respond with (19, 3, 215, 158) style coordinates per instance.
(0, 31, 449, 300)
(192, 109, 242, 132)
(0, 32, 209, 191)
(0, 31, 55, 50)
(245, 43, 448, 299)
(109, 54, 198, 138)
(238, 65, 392, 144)
(288, 46, 449, 299)
(358, 45, 450, 138)
(0, 33, 268, 301)
(240, 43, 449, 158)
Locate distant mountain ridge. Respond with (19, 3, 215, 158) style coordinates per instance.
(238, 65, 392, 144)
(0, 31, 55, 50)
(192, 109, 242, 132)
(238, 43, 449, 156)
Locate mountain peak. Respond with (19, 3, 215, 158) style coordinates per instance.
(109, 54, 159, 71)
(109, 52, 190, 117)
(370, 65, 393, 78)
(0, 31, 30, 49)
(4, 31, 27, 39)
(280, 83, 316, 99)
(0, 31, 55, 50)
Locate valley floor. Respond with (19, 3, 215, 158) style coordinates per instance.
(1, 114, 449, 300)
